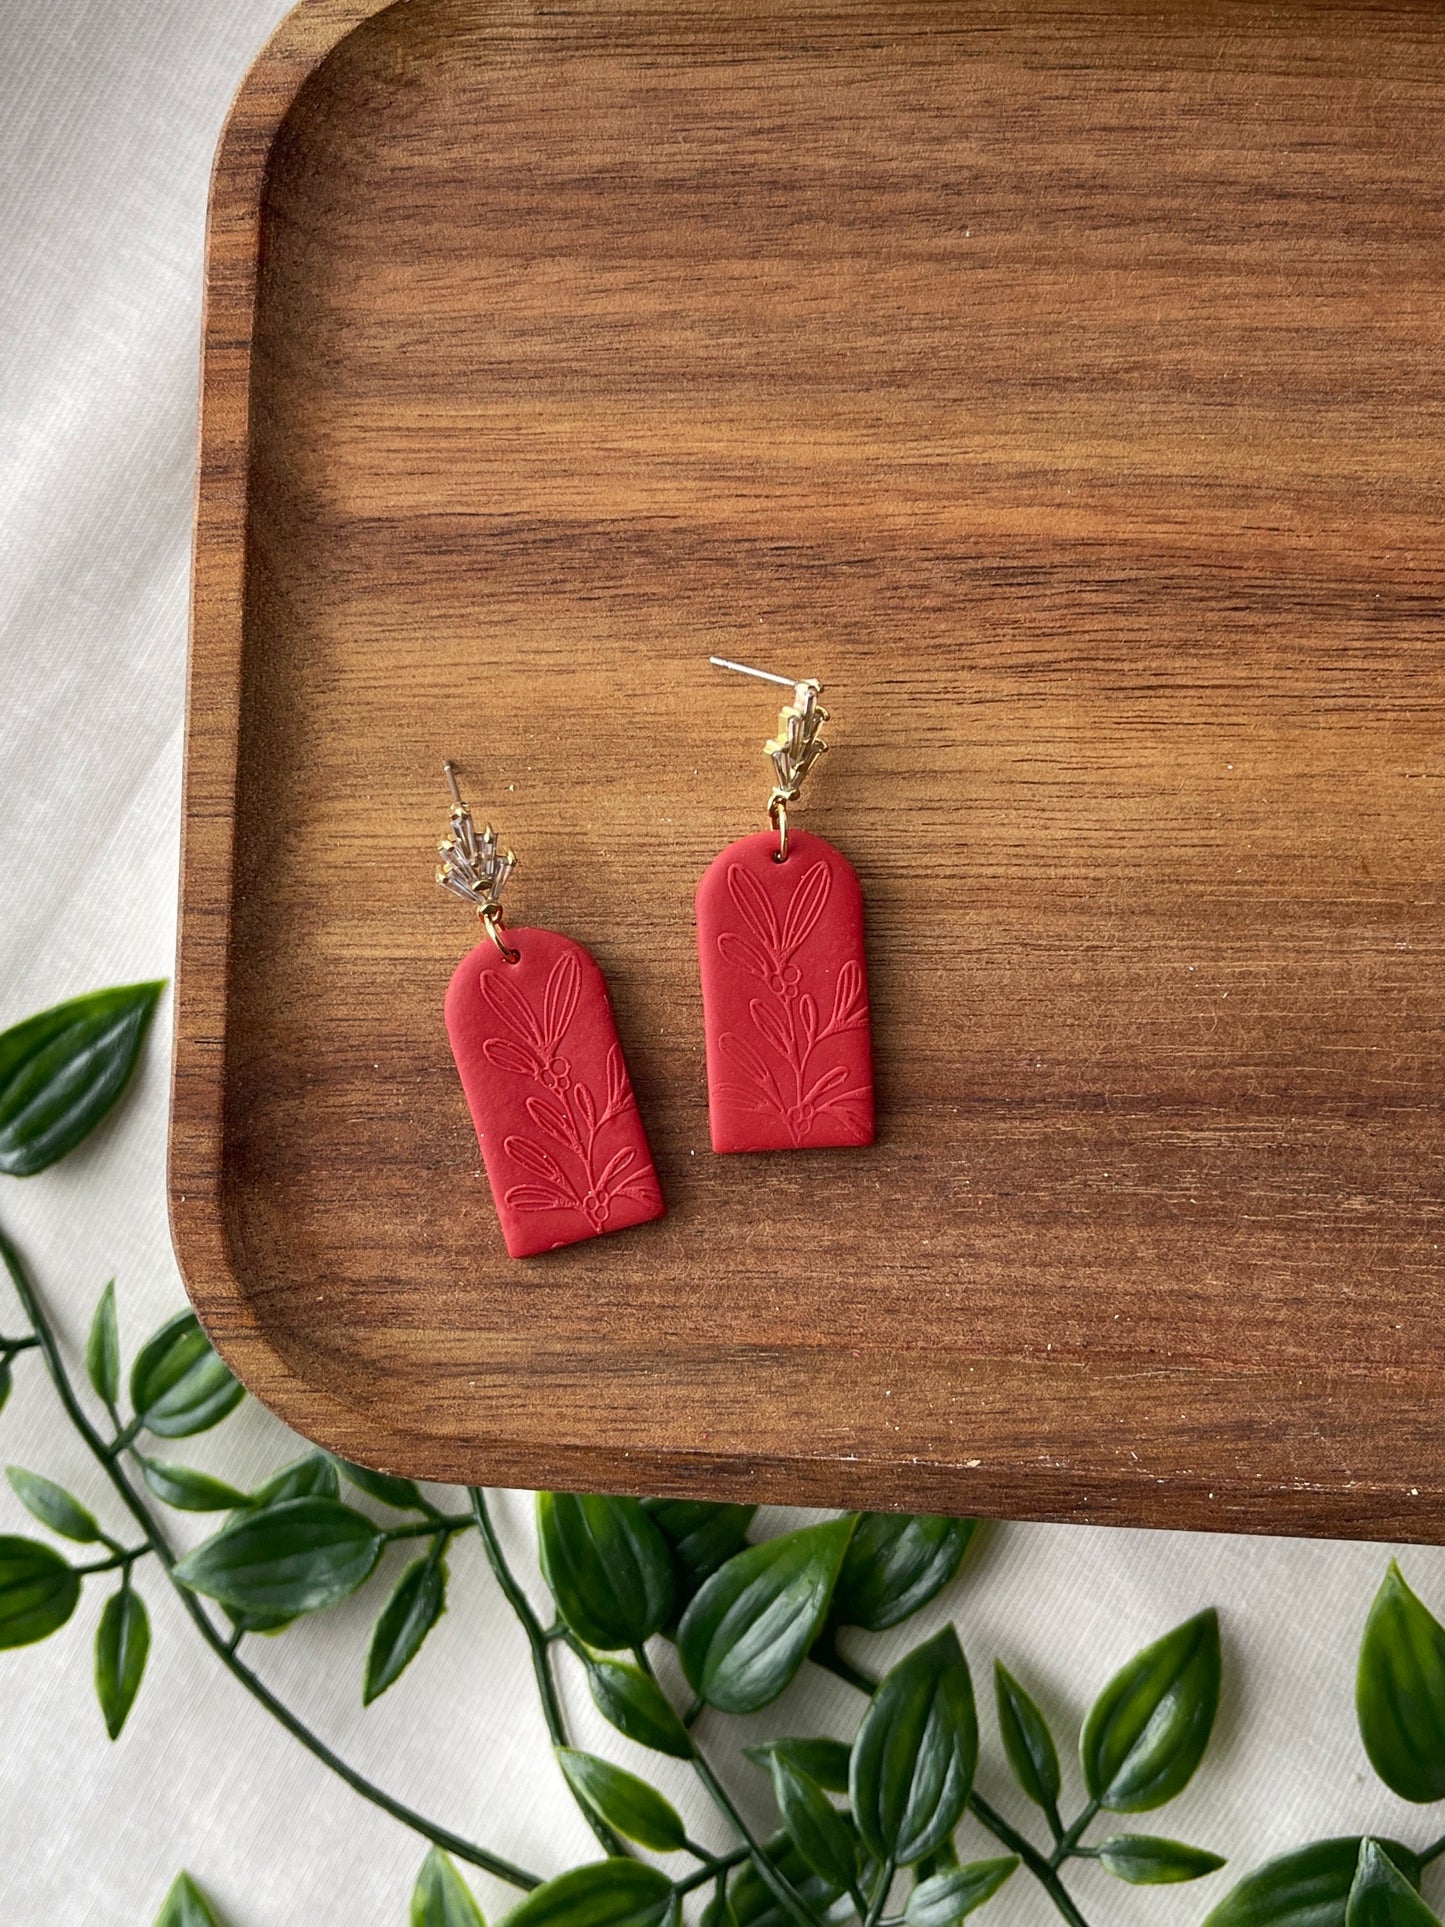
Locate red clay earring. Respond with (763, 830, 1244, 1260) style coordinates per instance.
(696, 661, 874, 1153)
(436, 763, 664, 1257)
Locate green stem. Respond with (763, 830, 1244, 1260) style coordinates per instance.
(0, 1333, 39, 1354)
(861, 1860, 895, 1927)
(384, 1515, 473, 1542)
(967, 1793, 1092, 1927)
(106, 1414, 142, 1457)
(626, 1642, 816, 1924)
(690, 1746, 822, 1927)
(1048, 1799, 1099, 1869)
(811, 1636, 879, 1698)
(674, 1847, 751, 1896)
(1422, 1833, 1445, 1870)
(468, 1487, 627, 1860)
(0, 1224, 541, 1892)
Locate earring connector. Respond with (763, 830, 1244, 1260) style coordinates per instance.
(436, 762, 520, 960)
(709, 657, 828, 862)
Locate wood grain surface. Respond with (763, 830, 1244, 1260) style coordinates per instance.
(173, 0, 1445, 1539)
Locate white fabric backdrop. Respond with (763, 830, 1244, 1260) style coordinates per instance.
(1, 1, 1440, 1921)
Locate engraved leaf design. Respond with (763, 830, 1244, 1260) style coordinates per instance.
(823, 960, 867, 1036)
(481, 1037, 544, 1078)
(525, 1093, 578, 1152)
(798, 994, 819, 1050)
(802, 1065, 849, 1105)
(504, 1135, 576, 1192)
(780, 861, 831, 958)
(709, 845, 871, 1146)
(716, 1083, 789, 1117)
(481, 970, 547, 1048)
(727, 864, 782, 952)
(505, 1184, 575, 1213)
(719, 1031, 784, 1104)
(603, 1046, 632, 1121)
(543, 952, 582, 1049)
(749, 998, 794, 1061)
(596, 1146, 638, 1189)
(717, 931, 773, 982)
(467, 947, 661, 1238)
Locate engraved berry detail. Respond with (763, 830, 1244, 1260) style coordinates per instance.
(445, 929, 665, 1257)
(697, 829, 873, 1154)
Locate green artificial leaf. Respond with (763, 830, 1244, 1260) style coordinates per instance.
(503, 1860, 674, 1927)
(1097, 1835, 1225, 1885)
(6, 1464, 100, 1542)
(729, 1832, 855, 1927)
(679, 1517, 856, 1715)
(767, 1752, 858, 1892)
(586, 1656, 693, 1759)
(130, 1311, 243, 1438)
(642, 1498, 756, 1606)
(1358, 1562, 1445, 1803)
(1203, 1838, 1423, 1927)
(993, 1662, 1061, 1818)
(0, 981, 165, 1176)
(536, 1493, 674, 1651)
(700, 1891, 739, 1927)
(365, 1549, 447, 1704)
(95, 1585, 150, 1739)
(555, 1748, 688, 1852)
(831, 1515, 977, 1633)
(172, 1497, 383, 1614)
(912, 1838, 960, 1882)
(412, 1847, 486, 1927)
(1346, 1841, 1442, 1927)
(334, 1457, 429, 1512)
(1081, 1608, 1220, 1812)
(0, 1534, 80, 1647)
(747, 1738, 852, 1796)
(251, 1453, 339, 1506)
(904, 1860, 1018, 1927)
(851, 1624, 978, 1866)
(223, 1602, 298, 1638)
(140, 1459, 250, 1513)
(87, 1278, 120, 1408)
(152, 1872, 227, 1927)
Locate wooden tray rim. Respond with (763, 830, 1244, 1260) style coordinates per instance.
(170, 0, 1444, 1537)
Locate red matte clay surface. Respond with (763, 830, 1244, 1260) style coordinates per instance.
(697, 830, 874, 1154)
(444, 928, 665, 1257)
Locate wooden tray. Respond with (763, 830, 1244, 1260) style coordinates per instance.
(172, 0, 1445, 1541)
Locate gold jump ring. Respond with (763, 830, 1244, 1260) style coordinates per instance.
(480, 902, 521, 964)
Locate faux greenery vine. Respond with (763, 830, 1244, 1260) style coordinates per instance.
(3, 984, 1445, 1927)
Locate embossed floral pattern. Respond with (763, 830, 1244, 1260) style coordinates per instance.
(478, 953, 662, 1228)
(714, 858, 871, 1147)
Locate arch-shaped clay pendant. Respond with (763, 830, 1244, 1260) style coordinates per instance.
(445, 928, 665, 1257)
(696, 829, 874, 1153)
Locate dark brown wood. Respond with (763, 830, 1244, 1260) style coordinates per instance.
(173, 0, 1445, 1539)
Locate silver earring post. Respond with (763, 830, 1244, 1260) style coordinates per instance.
(709, 655, 804, 689)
